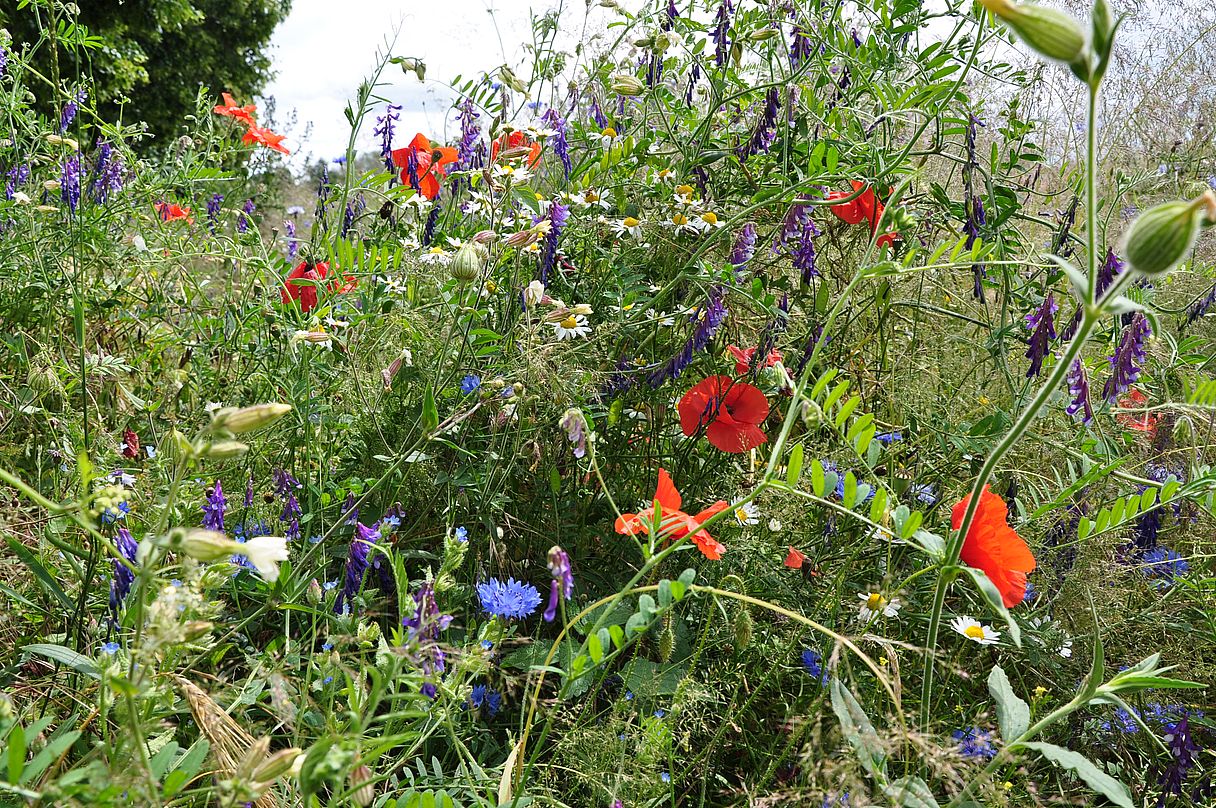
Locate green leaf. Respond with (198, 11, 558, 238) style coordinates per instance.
(1019, 742, 1133, 808)
(811, 459, 826, 497)
(884, 776, 940, 808)
(8, 723, 26, 783)
(987, 665, 1030, 740)
(6, 537, 73, 613)
(22, 644, 99, 679)
(959, 567, 1021, 647)
(587, 632, 604, 663)
(830, 679, 887, 778)
(787, 443, 804, 486)
(422, 386, 439, 434)
(657, 579, 673, 608)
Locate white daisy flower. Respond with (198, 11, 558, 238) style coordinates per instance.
(951, 616, 1001, 645)
(665, 212, 700, 235)
(491, 163, 532, 184)
(649, 167, 677, 185)
(858, 592, 901, 621)
(419, 246, 451, 265)
(591, 126, 622, 149)
(605, 215, 644, 238)
(734, 502, 760, 526)
(553, 314, 591, 340)
(580, 188, 611, 209)
(695, 211, 725, 231)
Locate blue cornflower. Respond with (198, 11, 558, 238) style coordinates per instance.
(101, 501, 130, 524)
(324, 580, 338, 590)
(908, 483, 937, 505)
(480, 640, 494, 651)
(1142, 547, 1188, 579)
(654, 709, 666, 718)
(625, 691, 634, 701)
(460, 375, 482, 394)
(1023, 581, 1037, 602)
(469, 683, 503, 717)
(101, 642, 120, 655)
(953, 727, 997, 760)
(322, 641, 333, 651)
(454, 526, 468, 542)
(1098, 706, 1141, 734)
(477, 577, 542, 620)
(801, 649, 828, 685)
(875, 431, 902, 444)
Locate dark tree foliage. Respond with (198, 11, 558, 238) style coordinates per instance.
(1, 0, 291, 147)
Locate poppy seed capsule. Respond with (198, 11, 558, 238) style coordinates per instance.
(1124, 191, 1216, 276)
(979, 0, 1086, 65)
(450, 242, 483, 284)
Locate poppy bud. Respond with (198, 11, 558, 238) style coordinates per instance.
(450, 241, 483, 284)
(1124, 190, 1216, 276)
(733, 609, 753, 652)
(611, 74, 645, 96)
(979, 0, 1087, 66)
(748, 27, 781, 41)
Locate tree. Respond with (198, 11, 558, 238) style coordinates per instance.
(0, 0, 291, 146)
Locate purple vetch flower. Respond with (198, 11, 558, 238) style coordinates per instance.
(648, 286, 729, 387)
(59, 89, 86, 133)
(1097, 248, 1124, 297)
(789, 26, 814, 71)
(273, 469, 300, 497)
(342, 193, 365, 237)
(712, 0, 734, 68)
(335, 522, 381, 614)
(5, 163, 30, 200)
(202, 480, 226, 531)
(315, 164, 331, 226)
(284, 218, 298, 259)
(342, 492, 359, 526)
(737, 89, 781, 161)
(244, 476, 254, 508)
(598, 355, 638, 401)
(775, 204, 820, 283)
(0, 46, 7, 79)
(793, 324, 825, 379)
(730, 222, 757, 274)
(963, 115, 987, 299)
(401, 581, 453, 698)
(60, 152, 83, 213)
(589, 98, 608, 130)
(541, 108, 571, 179)
(543, 545, 574, 622)
(456, 97, 482, 171)
(1102, 312, 1151, 403)
(1155, 716, 1205, 806)
(560, 408, 590, 458)
(852, 28, 864, 48)
(90, 140, 126, 203)
(238, 198, 255, 234)
(373, 102, 402, 174)
(422, 204, 440, 246)
(1024, 293, 1057, 377)
(683, 60, 701, 106)
(1065, 359, 1094, 424)
(206, 193, 223, 232)
(1184, 285, 1216, 329)
(539, 200, 570, 283)
(108, 527, 138, 618)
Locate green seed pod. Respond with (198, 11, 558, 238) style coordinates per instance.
(980, 0, 1087, 65)
(1124, 191, 1216, 276)
(216, 402, 292, 434)
(450, 241, 483, 284)
(733, 609, 753, 652)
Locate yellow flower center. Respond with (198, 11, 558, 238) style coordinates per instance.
(675, 184, 694, 197)
(585, 190, 600, 202)
(485, 280, 498, 293)
(964, 625, 986, 640)
(623, 216, 640, 227)
(735, 507, 750, 522)
(701, 212, 718, 225)
(559, 315, 579, 329)
(534, 192, 545, 201)
(866, 593, 885, 610)
(601, 126, 617, 138)
(672, 213, 689, 226)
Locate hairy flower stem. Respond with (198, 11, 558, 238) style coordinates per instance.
(919, 79, 1125, 730)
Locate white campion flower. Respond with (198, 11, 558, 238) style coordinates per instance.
(241, 535, 290, 582)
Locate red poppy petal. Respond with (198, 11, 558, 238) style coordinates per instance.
(679, 376, 725, 435)
(784, 546, 805, 568)
(654, 468, 682, 512)
(409, 133, 432, 152)
(419, 173, 440, 200)
(693, 500, 730, 524)
(829, 199, 867, 225)
(724, 382, 770, 424)
(706, 420, 767, 453)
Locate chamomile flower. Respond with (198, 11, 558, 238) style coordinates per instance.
(591, 126, 622, 149)
(580, 187, 611, 209)
(605, 215, 645, 238)
(524, 280, 547, 307)
(646, 308, 676, 326)
(696, 211, 725, 231)
(666, 212, 699, 235)
(733, 502, 760, 525)
(553, 314, 592, 340)
(492, 163, 532, 184)
(951, 616, 1000, 645)
(419, 246, 451, 265)
(673, 184, 698, 206)
(858, 592, 901, 621)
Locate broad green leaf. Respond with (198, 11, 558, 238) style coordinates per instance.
(884, 776, 940, 808)
(829, 679, 887, 778)
(23, 644, 99, 679)
(787, 443, 804, 486)
(811, 459, 826, 497)
(1019, 742, 1132, 808)
(987, 665, 1029, 740)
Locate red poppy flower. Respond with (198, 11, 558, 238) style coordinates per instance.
(213, 92, 257, 127)
(242, 124, 291, 155)
(489, 130, 542, 168)
(1116, 388, 1159, 437)
(280, 261, 356, 313)
(155, 202, 193, 223)
(727, 344, 783, 375)
(826, 181, 898, 251)
(951, 486, 1036, 608)
(678, 376, 769, 453)
(614, 468, 730, 559)
(391, 133, 459, 200)
(784, 546, 806, 569)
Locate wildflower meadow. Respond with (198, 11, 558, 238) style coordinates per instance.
(2, 0, 1215, 805)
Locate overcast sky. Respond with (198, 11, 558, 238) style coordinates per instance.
(262, 0, 598, 164)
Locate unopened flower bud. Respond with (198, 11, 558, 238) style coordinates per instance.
(733, 608, 753, 651)
(183, 620, 214, 640)
(450, 241, 483, 284)
(472, 229, 499, 243)
(748, 27, 781, 41)
(349, 764, 374, 806)
(611, 74, 644, 96)
(214, 403, 292, 434)
(252, 747, 302, 784)
(505, 229, 539, 249)
(307, 578, 323, 604)
(203, 440, 250, 460)
(171, 528, 235, 563)
(979, 0, 1087, 65)
(1124, 191, 1216, 276)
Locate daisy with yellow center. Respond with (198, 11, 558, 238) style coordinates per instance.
(857, 591, 901, 621)
(593, 126, 621, 148)
(697, 211, 725, 230)
(951, 616, 1000, 645)
(734, 502, 760, 526)
(668, 212, 698, 234)
(607, 216, 644, 238)
(553, 314, 591, 340)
